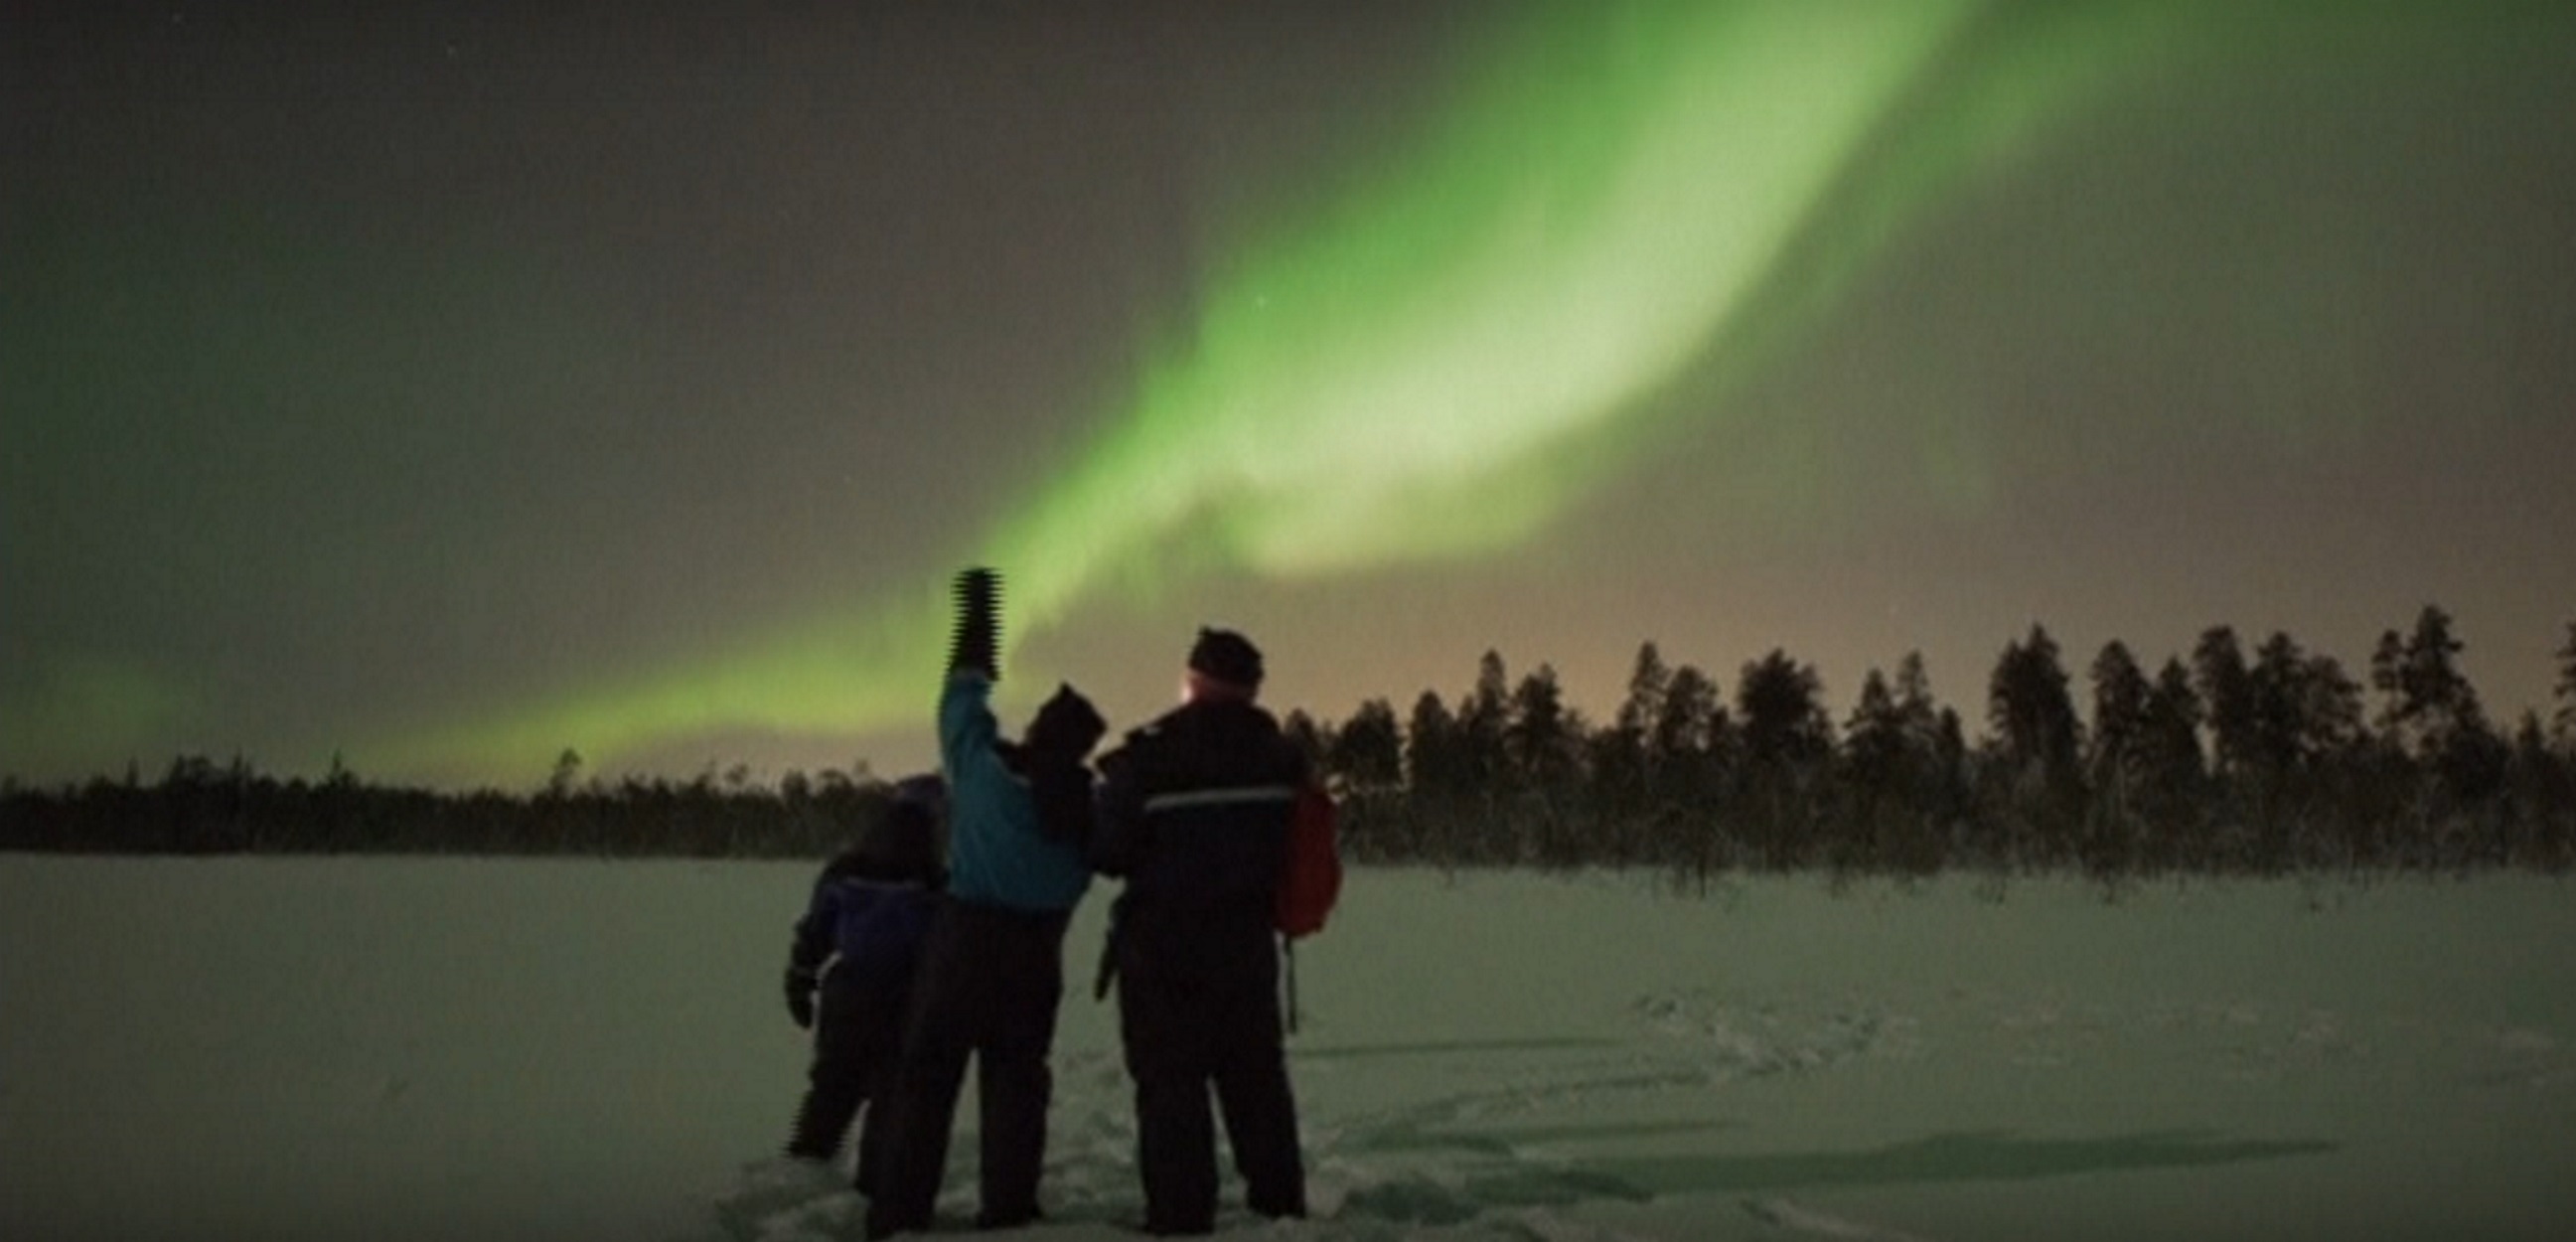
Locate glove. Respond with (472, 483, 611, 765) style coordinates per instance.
(785, 967, 818, 1030)
(948, 567, 1001, 679)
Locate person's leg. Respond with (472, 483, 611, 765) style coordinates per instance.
(865, 914, 975, 1238)
(1120, 950, 1217, 1235)
(975, 911, 1069, 1227)
(1211, 969, 1304, 1219)
(787, 980, 870, 1161)
(974, 1034, 1054, 1225)
(848, 997, 911, 1198)
(1132, 1068, 1216, 1232)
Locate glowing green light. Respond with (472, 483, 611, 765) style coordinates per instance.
(985, 2, 2001, 603)
(374, 1, 2358, 782)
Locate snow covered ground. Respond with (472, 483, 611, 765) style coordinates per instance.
(4, 856, 2571, 1242)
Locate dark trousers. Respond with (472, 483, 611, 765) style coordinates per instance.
(787, 975, 905, 1191)
(865, 899, 1072, 1238)
(1116, 919, 1305, 1234)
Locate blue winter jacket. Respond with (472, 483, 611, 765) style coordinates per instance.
(790, 865, 938, 993)
(939, 671, 1092, 913)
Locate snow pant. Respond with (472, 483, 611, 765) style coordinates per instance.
(786, 973, 907, 1192)
(1115, 913, 1305, 1235)
(864, 899, 1072, 1238)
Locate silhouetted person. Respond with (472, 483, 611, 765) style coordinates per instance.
(1092, 627, 1310, 1235)
(867, 569, 1105, 1239)
(781, 773, 946, 1193)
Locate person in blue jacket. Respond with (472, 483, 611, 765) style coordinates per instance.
(781, 773, 946, 1195)
(866, 568, 1107, 1239)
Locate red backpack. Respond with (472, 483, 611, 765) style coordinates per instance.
(1274, 782, 1342, 939)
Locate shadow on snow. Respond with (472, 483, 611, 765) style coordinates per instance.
(1299, 1036, 1622, 1061)
(1330, 1128, 2334, 1228)
(1585, 1128, 2338, 1197)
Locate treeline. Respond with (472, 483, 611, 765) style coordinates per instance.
(1290, 607, 2576, 879)
(0, 754, 900, 859)
(5, 607, 2574, 877)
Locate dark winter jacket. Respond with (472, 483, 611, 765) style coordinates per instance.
(939, 671, 1093, 913)
(790, 852, 940, 994)
(1093, 697, 1307, 938)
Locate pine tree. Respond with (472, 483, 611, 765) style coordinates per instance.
(1893, 651, 1941, 749)
(1325, 698, 1404, 796)
(545, 748, 583, 801)
(2237, 632, 2367, 867)
(2374, 607, 2505, 827)
(1404, 691, 1458, 795)
(1459, 650, 1512, 797)
(2374, 605, 2489, 763)
(1652, 663, 1727, 874)
(2084, 641, 2155, 874)
(1841, 666, 1931, 872)
(2192, 626, 2257, 782)
(2368, 628, 2410, 738)
(2246, 633, 2313, 778)
(1928, 704, 1972, 845)
(2138, 658, 2208, 868)
(1320, 698, 1404, 862)
(1403, 690, 1462, 861)
(1738, 650, 1831, 773)
(1589, 642, 1668, 858)
(1616, 641, 1671, 739)
(1988, 625, 2082, 787)
(1652, 664, 1722, 767)
(1738, 649, 1830, 867)
(1986, 625, 2084, 864)
(1844, 668, 1909, 798)
(1505, 664, 1579, 791)
(1505, 664, 1586, 865)
(2087, 641, 2153, 787)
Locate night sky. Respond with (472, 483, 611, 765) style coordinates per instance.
(7, 2, 2573, 790)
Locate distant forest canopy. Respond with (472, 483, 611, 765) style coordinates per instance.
(6, 607, 2575, 876)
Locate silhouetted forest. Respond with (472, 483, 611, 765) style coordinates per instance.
(7, 607, 2574, 879)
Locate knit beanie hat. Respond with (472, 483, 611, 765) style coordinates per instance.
(1026, 684, 1108, 758)
(1187, 627, 1265, 690)
(873, 773, 947, 879)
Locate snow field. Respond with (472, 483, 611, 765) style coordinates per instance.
(3, 857, 2571, 1242)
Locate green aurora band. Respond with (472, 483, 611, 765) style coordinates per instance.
(375, 1, 2424, 783)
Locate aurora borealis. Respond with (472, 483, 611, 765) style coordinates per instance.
(7, 2, 2574, 789)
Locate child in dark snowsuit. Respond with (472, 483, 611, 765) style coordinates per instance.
(783, 773, 947, 1193)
